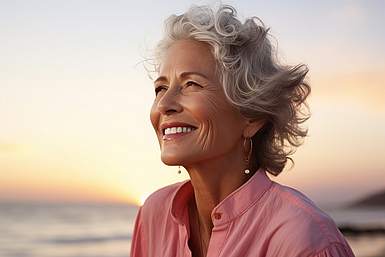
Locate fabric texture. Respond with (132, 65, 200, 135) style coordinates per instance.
(130, 168, 355, 257)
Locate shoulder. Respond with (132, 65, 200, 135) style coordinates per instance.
(131, 180, 187, 256)
(140, 180, 186, 217)
(264, 182, 352, 256)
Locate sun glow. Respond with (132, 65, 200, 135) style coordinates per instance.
(139, 192, 152, 206)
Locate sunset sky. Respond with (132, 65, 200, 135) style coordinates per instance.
(1, 0, 384, 208)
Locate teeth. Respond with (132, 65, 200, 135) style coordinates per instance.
(164, 126, 196, 135)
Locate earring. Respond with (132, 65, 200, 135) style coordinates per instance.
(243, 137, 253, 174)
(177, 165, 181, 174)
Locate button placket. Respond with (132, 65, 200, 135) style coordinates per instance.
(206, 223, 230, 257)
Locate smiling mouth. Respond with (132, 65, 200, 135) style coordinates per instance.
(162, 126, 197, 140)
(163, 126, 197, 135)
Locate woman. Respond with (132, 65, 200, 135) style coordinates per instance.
(131, 4, 355, 257)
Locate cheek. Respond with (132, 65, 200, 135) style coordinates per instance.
(183, 95, 217, 127)
(187, 92, 227, 118)
(199, 95, 239, 126)
(207, 98, 244, 137)
(190, 94, 240, 146)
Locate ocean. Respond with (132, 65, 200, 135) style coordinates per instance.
(0, 203, 136, 257)
(0, 203, 384, 257)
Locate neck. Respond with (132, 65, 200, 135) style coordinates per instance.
(184, 143, 254, 240)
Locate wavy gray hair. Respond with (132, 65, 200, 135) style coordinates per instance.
(150, 4, 311, 176)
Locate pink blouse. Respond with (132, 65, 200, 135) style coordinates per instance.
(130, 168, 355, 257)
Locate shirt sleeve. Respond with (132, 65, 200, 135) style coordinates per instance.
(313, 242, 356, 257)
(130, 206, 146, 257)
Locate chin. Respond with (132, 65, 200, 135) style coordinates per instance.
(160, 154, 182, 166)
(161, 152, 196, 166)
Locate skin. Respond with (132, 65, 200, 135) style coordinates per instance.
(150, 39, 265, 257)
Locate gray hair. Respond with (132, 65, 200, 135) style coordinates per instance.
(151, 4, 311, 176)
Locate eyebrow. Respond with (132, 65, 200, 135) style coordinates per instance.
(154, 71, 209, 84)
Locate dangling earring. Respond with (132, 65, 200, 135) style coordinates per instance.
(177, 165, 181, 174)
(243, 137, 253, 174)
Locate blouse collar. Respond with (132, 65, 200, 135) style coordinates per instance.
(170, 167, 273, 227)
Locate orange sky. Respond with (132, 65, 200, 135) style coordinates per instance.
(0, 1, 384, 208)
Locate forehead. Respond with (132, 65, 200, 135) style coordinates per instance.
(159, 39, 217, 78)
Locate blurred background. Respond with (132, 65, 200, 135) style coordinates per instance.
(0, 0, 384, 256)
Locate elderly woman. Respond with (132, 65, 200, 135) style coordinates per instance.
(131, 4, 354, 257)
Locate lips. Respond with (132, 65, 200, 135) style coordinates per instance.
(159, 121, 198, 135)
(162, 128, 197, 141)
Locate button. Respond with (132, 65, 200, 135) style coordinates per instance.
(213, 212, 222, 219)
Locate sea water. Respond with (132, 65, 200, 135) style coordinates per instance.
(0, 202, 384, 257)
(0, 203, 136, 257)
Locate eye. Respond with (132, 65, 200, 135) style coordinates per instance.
(186, 81, 202, 87)
(155, 85, 167, 96)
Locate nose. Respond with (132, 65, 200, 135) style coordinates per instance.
(157, 86, 183, 115)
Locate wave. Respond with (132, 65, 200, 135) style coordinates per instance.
(38, 234, 132, 245)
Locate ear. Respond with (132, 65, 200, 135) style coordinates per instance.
(243, 118, 266, 138)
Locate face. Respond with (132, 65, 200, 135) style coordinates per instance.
(150, 39, 249, 166)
